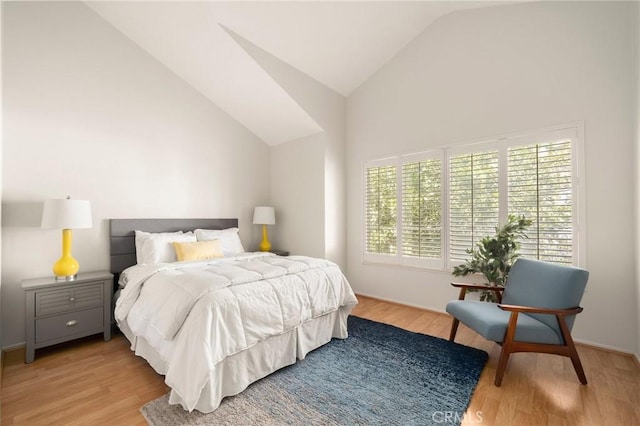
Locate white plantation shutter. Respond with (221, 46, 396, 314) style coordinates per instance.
(365, 162, 397, 257)
(508, 139, 574, 264)
(362, 124, 582, 269)
(449, 150, 500, 263)
(401, 156, 442, 267)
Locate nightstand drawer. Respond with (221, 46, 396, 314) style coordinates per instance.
(35, 307, 104, 343)
(22, 271, 113, 363)
(35, 282, 104, 317)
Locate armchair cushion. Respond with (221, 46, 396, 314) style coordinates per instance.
(446, 300, 563, 345)
(502, 259, 588, 333)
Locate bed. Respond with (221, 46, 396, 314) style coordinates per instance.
(110, 218, 357, 413)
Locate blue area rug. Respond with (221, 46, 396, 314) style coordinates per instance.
(142, 316, 488, 426)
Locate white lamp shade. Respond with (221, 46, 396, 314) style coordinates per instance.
(41, 199, 92, 229)
(253, 206, 275, 225)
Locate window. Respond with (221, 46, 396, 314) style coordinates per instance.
(363, 124, 583, 269)
(507, 136, 575, 264)
(365, 161, 397, 257)
(401, 154, 442, 268)
(449, 149, 499, 263)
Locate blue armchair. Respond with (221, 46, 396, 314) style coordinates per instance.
(446, 258, 589, 386)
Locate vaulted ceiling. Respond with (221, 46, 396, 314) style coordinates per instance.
(86, 1, 503, 145)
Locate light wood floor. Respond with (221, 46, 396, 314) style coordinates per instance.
(2, 295, 639, 425)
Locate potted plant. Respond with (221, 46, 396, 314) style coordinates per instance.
(452, 214, 532, 302)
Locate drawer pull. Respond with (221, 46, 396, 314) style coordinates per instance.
(69, 297, 75, 302)
(66, 320, 78, 327)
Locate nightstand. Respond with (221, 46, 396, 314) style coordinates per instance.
(270, 249, 290, 256)
(21, 271, 113, 363)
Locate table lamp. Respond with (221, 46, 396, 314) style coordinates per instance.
(253, 206, 275, 252)
(41, 196, 92, 281)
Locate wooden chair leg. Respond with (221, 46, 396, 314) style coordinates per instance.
(495, 311, 519, 386)
(449, 318, 460, 342)
(494, 346, 511, 386)
(568, 347, 587, 385)
(558, 316, 588, 384)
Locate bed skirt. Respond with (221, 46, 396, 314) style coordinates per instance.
(119, 305, 352, 413)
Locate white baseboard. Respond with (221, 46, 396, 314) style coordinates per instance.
(573, 338, 634, 355)
(354, 291, 449, 315)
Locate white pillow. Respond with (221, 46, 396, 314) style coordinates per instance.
(135, 230, 182, 264)
(194, 228, 245, 255)
(135, 230, 196, 264)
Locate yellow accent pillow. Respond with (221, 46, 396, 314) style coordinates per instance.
(173, 240, 224, 262)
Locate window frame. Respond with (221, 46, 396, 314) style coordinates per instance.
(503, 127, 582, 266)
(446, 140, 501, 269)
(362, 156, 400, 265)
(399, 151, 445, 269)
(362, 122, 586, 270)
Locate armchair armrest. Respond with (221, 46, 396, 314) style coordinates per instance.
(450, 282, 504, 303)
(497, 304, 583, 316)
(451, 282, 506, 291)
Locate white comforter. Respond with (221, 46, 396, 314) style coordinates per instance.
(115, 253, 357, 411)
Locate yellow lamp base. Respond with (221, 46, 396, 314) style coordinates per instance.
(53, 229, 80, 280)
(259, 224, 272, 252)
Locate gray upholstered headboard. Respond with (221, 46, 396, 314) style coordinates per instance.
(109, 218, 238, 277)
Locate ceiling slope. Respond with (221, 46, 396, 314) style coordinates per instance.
(86, 1, 323, 146)
(86, 1, 505, 146)
(209, 1, 498, 96)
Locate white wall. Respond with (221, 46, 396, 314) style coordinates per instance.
(228, 28, 347, 268)
(635, 1, 640, 363)
(1, 2, 270, 348)
(347, 2, 639, 352)
(0, 0, 4, 378)
(270, 135, 325, 257)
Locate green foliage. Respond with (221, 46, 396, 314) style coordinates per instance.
(366, 165, 397, 254)
(402, 160, 441, 258)
(452, 215, 532, 302)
